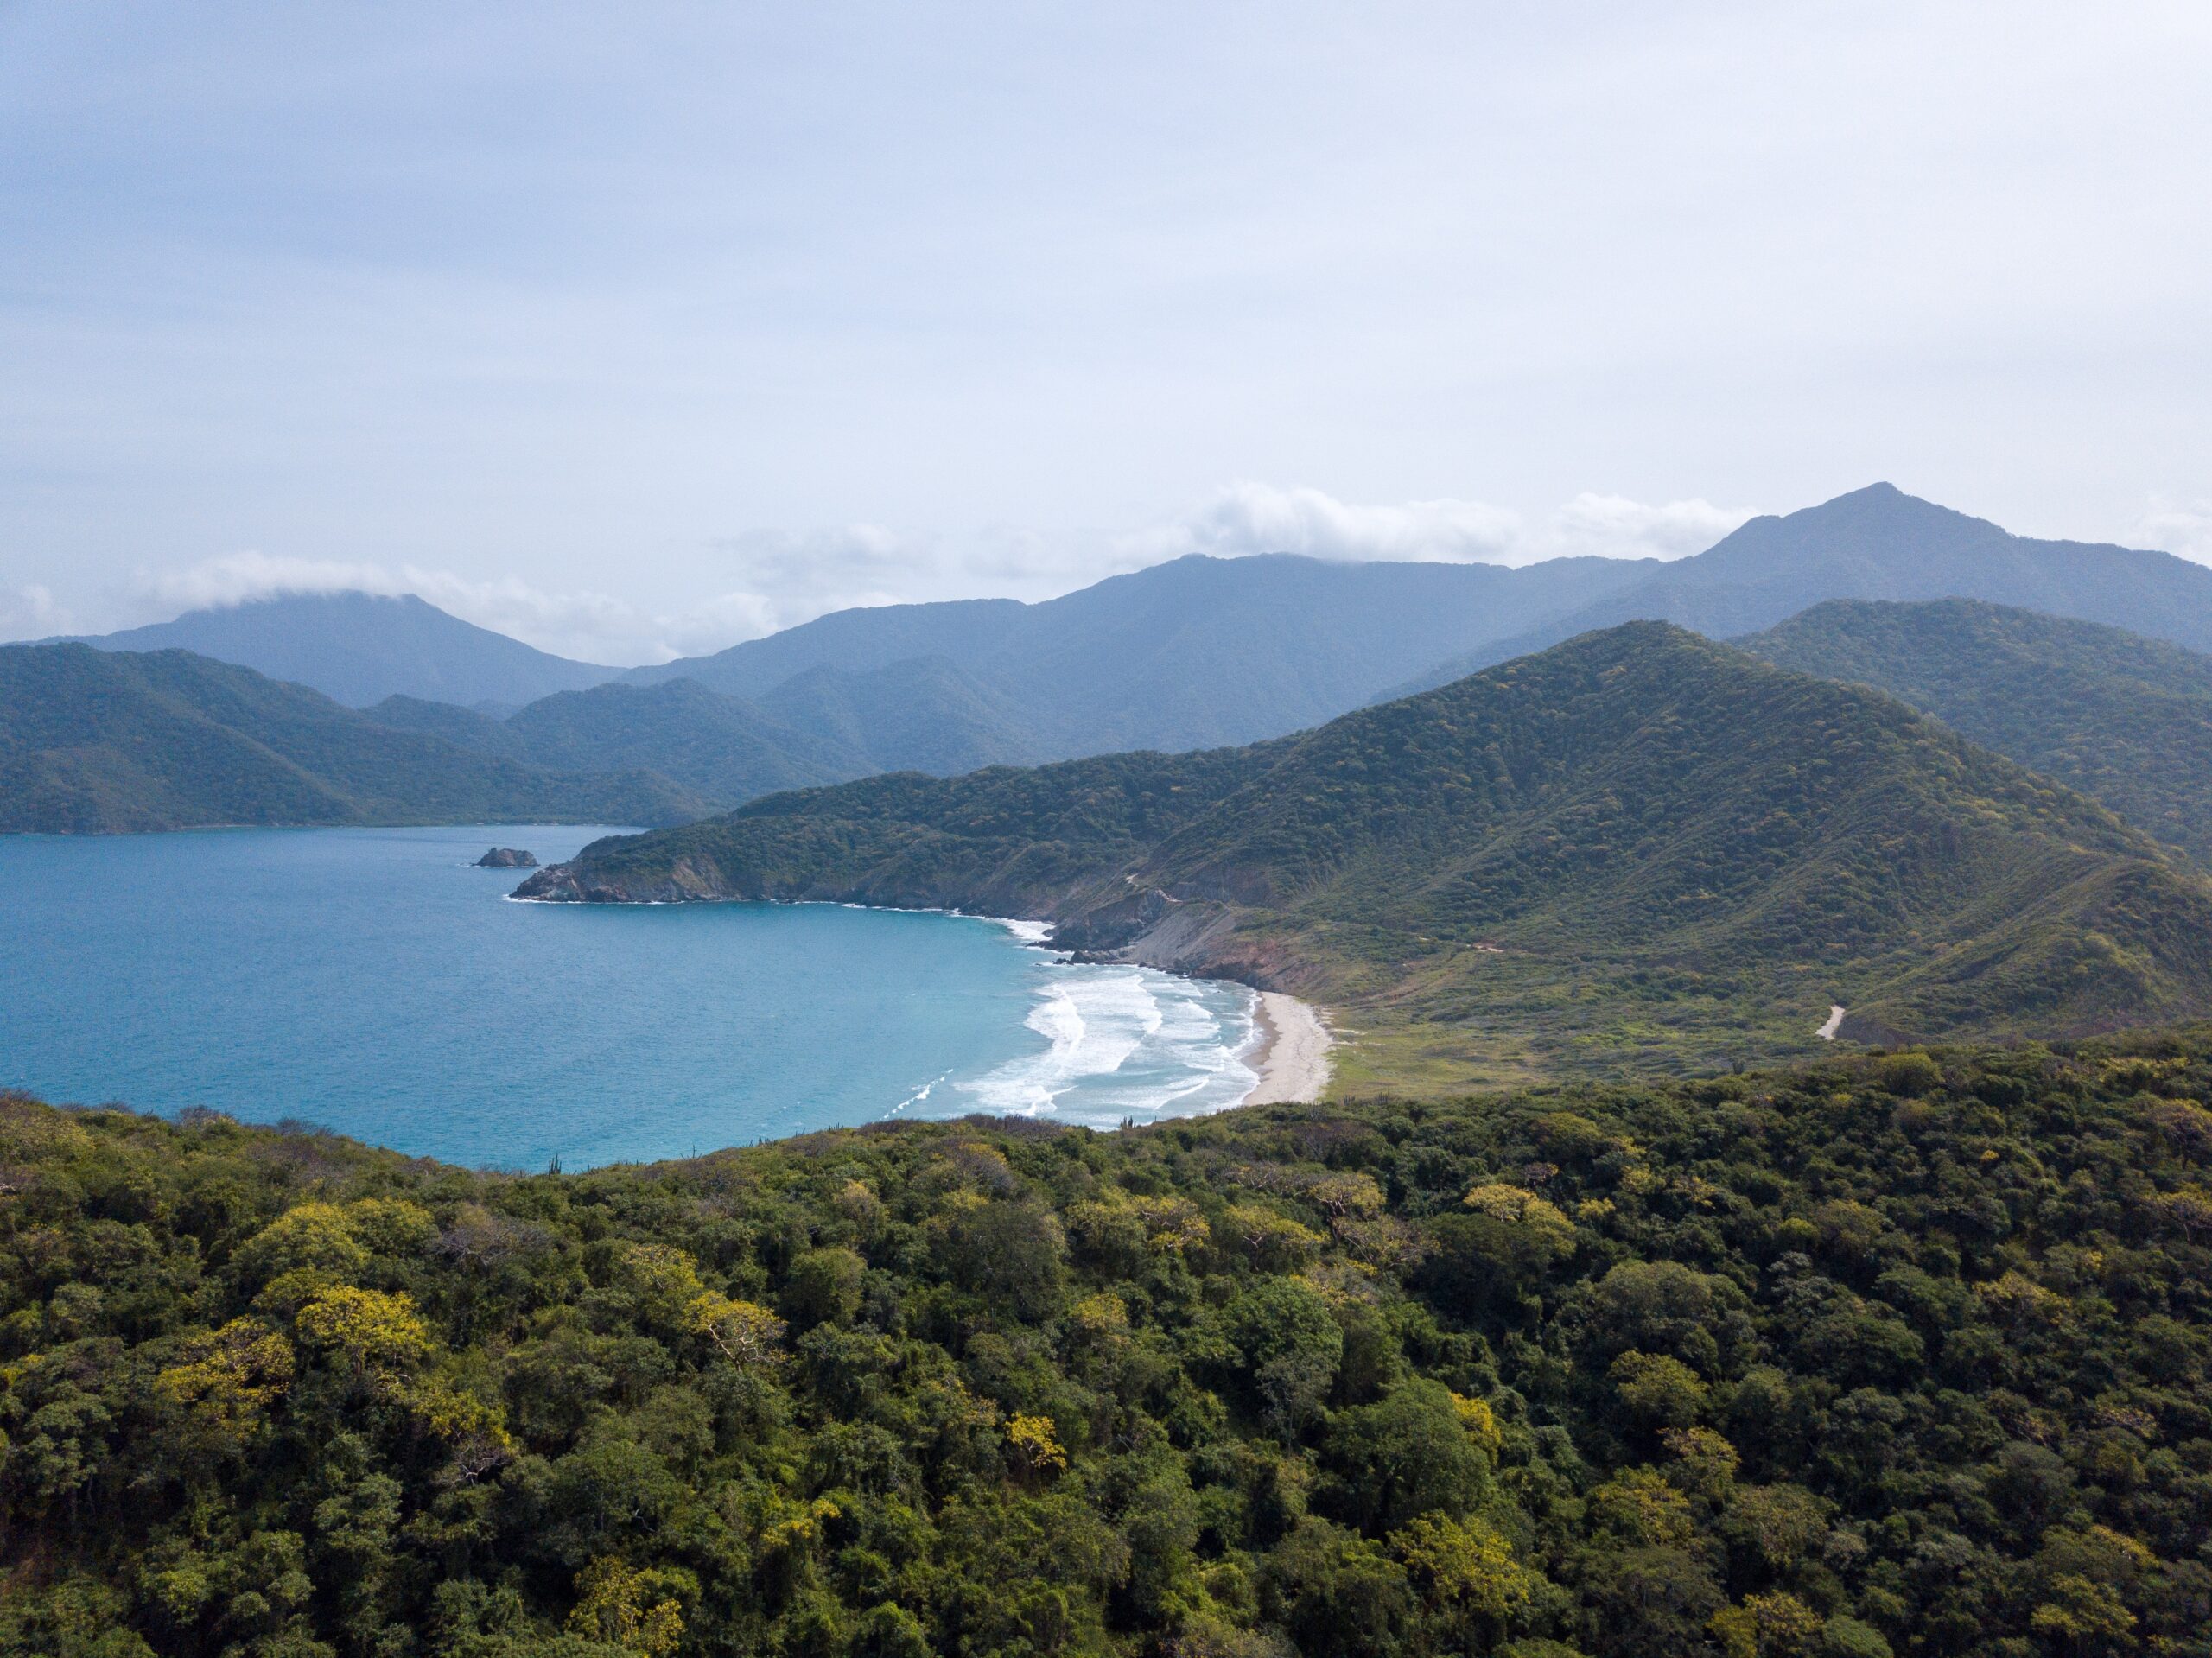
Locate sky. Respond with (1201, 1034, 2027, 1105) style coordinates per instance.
(3, 1, 2210, 664)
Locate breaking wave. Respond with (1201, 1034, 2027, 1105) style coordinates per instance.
(945, 954, 1260, 1128)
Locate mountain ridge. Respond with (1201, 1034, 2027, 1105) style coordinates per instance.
(1394, 483, 2212, 694)
(517, 622, 2212, 1084)
(71, 591, 622, 708)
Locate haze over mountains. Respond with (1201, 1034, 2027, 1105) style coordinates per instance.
(78, 590, 620, 710)
(64, 487, 2212, 770)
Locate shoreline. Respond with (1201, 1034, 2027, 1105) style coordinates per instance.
(1241, 990, 1333, 1106)
(519, 884, 1335, 1118)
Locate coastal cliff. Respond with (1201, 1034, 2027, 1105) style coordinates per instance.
(512, 853, 1317, 992)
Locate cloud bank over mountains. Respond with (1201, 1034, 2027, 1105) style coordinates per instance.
(8, 486, 1755, 664)
(1126, 484, 1754, 568)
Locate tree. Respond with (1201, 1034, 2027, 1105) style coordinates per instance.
(292, 1285, 432, 1379)
(687, 1292, 786, 1368)
(569, 1556, 686, 1655)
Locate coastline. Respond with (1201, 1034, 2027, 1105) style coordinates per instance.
(518, 883, 1331, 1121)
(1241, 990, 1333, 1105)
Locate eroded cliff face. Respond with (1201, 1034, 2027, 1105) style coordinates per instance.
(511, 859, 1316, 993)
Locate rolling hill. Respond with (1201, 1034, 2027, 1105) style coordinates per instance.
(77, 591, 622, 708)
(1738, 598, 2212, 864)
(0, 644, 706, 833)
(519, 623, 2212, 1085)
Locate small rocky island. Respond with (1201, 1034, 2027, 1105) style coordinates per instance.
(475, 847, 538, 868)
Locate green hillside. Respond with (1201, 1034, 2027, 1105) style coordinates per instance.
(1738, 599, 2212, 864)
(0, 644, 707, 834)
(754, 656, 1044, 777)
(8, 1028, 2212, 1656)
(502, 680, 861, 807)
(365, 694, 537, 762)
(521, 625, 2212, 1084)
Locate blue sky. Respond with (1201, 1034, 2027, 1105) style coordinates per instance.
(4, 2, 2210, 662)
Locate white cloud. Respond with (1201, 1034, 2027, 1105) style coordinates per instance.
(2134, 497, 2212, 567)
(119, 533, 932, 666)
(1543, 492, 1757, 562)
(93, 485, 1759, 664)
(1124, 483, 1754, 568)
(0, 583, 73, 641)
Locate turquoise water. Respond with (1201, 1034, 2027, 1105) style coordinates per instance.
(0, 825, 1258, 1167)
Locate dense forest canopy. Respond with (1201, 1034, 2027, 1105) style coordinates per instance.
(1738, 600, 2212, 866)
(5, 1028, 2211, 1657)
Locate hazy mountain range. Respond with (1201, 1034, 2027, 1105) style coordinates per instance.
(76, 590, 619, 711)
(59, 486, 2212, 762)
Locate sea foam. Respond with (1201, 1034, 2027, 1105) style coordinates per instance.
(950, 959, 1258, 1128)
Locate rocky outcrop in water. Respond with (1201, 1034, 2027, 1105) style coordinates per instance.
(476, 847, 538, 868)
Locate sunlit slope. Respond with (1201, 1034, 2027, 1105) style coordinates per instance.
(524, 624, 2212, 1079)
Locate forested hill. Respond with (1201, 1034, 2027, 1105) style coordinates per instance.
(0, 644, 707, 834)
(519, 622, 2212, 1082)
(1737, 600, 2212, 865)
(7, 1028, 2212, 1656)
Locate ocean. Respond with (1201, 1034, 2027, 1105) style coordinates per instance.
(0, 823, 1259, 1167)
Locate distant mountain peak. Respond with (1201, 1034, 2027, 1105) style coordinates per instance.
(79, 588, 620, 708)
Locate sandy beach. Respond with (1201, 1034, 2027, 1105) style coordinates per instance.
(1243, 990, 1333, 1104)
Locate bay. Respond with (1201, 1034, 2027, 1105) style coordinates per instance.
(0, 824, 1259, 1167)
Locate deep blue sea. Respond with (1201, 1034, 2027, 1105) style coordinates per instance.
(0, 824, 1259, 1168)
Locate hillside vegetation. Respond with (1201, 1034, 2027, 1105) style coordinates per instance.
(520, 625, 2212, 1084)
(434, 659, 1045, 811)
(5, 1030, 2212, 1657)
(0, 645, 706, 834)
(1738, 600, 2212, 864)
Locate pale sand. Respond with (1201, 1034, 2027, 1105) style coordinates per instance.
(1815, 1004, 1846, 1040)
(1243, 991, 1333, 1105)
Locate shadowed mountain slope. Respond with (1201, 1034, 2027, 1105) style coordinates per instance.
(500, 680, 862, 806)
(76, 592, 621, 708)
(520, 624, 2212, 1083)
(362, 693, 536, 762)
(0, 645, 704, 833)
(753, 656, 1044, 774)
(363, 659, 1042, 815)
(626, 552, 1662, 754)
(1739, 598, 2212, 864)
